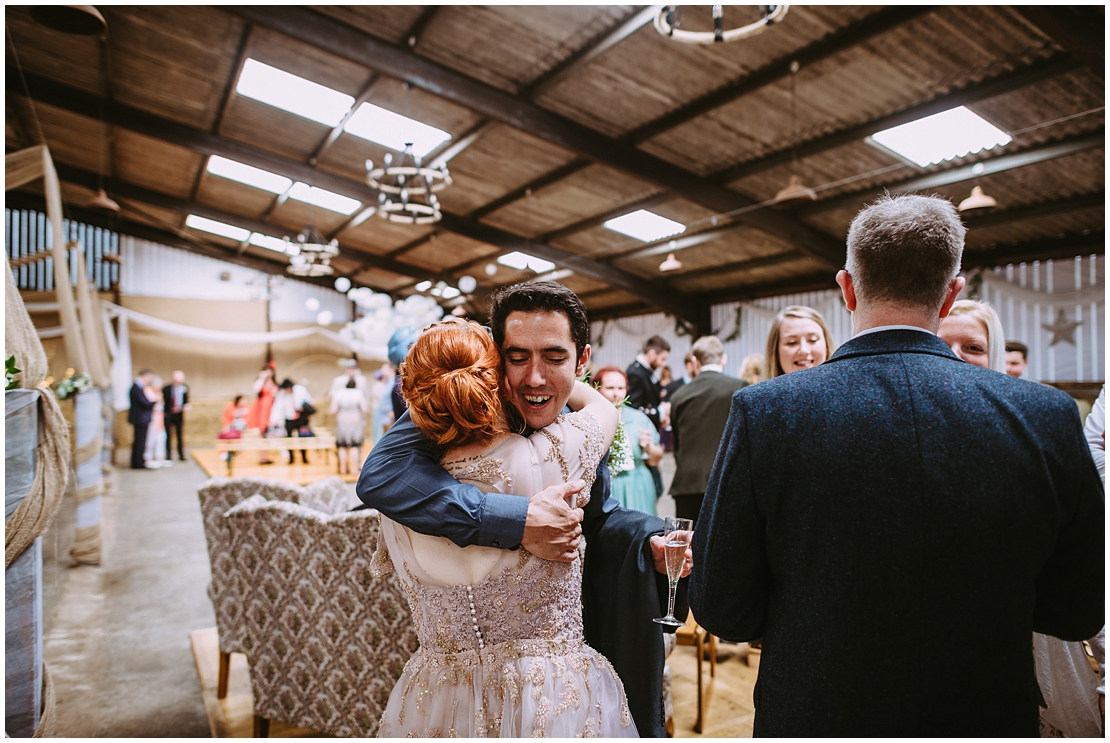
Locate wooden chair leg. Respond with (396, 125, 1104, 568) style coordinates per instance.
(217, 651, 231, 699)
(253, 715, 269, 738)
(708, 632, 717, 678)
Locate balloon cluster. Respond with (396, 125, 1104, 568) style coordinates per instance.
(338, 289, 443, 360)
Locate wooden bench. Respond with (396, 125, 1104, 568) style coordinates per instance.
(215, 430, 337, 476)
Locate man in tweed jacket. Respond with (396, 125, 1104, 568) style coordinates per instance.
(690, 194, 1104, 736)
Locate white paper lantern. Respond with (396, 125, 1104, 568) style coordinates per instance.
(316, 310, 333, 326)
(334, 276, 352, 293)
(458, 275, 477, 293)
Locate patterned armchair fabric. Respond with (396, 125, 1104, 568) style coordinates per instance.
(224, 496, 418, 737)
(197, 476, 348, 655)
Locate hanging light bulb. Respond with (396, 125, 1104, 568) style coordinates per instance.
(659, 253, 683, 272)
(457, 275, 477, 293)
(334, 276, 352, 293)
(957, 185, 998, 212)
(484, 263, 498, 276)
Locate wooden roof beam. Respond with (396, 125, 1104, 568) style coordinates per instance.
(226, 6, 847, 268)
(538, 192, 672, 244)
(523, 6, 661, 99)
(713, 55, 1082, 184)
(5, 190, 342, 290)
(9, 71, 698, 322)
(962, 191, 1105, 230)
(664, 249, 808, 282)
(50, 160, 455, 285)
(467, 160, 589, 220)
(1012, 6, 1104, 81)
(627, 6, 935, 144)
(310, 74, 379, 166)
(793, 129, 1104, 217)
(420, 7, 657, 170)
(961, 231, 1104, 269)
(404, 6, 442, 50)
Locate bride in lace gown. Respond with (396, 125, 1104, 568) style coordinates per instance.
(372, 318, 636, 738)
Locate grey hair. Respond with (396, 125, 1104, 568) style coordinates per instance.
(846, 194, 966, 311)
(691, 335, 725, 366)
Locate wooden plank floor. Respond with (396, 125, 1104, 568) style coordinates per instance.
(191, 449, 361, 484)
(670, 642, 757, 737)
(189, 627, 325, 738)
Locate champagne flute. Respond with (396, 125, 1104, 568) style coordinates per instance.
(653, 516, 692, 627)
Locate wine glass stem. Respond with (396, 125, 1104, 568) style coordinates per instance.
(666, 583, 677, 619)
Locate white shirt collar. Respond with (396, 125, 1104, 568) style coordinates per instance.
(699, 364, 724, 373)
(854, 324, 934, 338)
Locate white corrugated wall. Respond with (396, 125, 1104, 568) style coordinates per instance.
(119, 236, 350, 324)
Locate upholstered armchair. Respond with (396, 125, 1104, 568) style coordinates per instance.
(197, 476, 348, 698)
(223, 496, 418, 737)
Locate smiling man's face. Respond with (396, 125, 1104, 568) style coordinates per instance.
(501, 310, 590, 430)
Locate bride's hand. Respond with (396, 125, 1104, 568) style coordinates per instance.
(522, 481, 585, 562)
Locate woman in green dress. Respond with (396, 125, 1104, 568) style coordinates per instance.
(594, 366, 662, 516)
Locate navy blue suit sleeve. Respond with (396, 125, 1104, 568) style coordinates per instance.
(690, 391, 771, 641)
(1032, 397, 1105, 640)
(355, 411, 529, 549)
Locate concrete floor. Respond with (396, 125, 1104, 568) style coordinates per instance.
(38, 453, 680, 737)
(42, 458, 216, 737)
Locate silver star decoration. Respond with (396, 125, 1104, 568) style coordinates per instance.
(1042, 308, 1082, 346)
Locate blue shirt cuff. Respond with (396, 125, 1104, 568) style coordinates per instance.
(478, 491, 529, 549)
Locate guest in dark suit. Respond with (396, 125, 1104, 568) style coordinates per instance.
(691, 194, 1104, 737)
(128, 369, 156, 470)
(625, 334, 669, 430)
(627, 335, 670, 498)
(668, 336, 747, 523)
(162, 370, 190, 461)
(664, 351, 698, 400)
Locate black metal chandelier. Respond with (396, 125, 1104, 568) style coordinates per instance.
(365, 144, 451, 225)
(655, 5, 789, 44)
(285, 225, 338, 277)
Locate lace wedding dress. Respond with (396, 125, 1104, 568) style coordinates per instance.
(373, 411, 637, 738)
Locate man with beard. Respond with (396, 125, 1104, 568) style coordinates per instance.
(358, 281, 690, 737)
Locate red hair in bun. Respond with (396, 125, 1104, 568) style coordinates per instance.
(400, 317, 508, 449)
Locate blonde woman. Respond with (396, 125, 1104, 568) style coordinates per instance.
(939, 298, 1102, 737)
(937, 299, 1006, 371)
(762, 306, 836, 380)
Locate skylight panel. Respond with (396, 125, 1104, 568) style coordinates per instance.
(343, 102, 451, 158)
(207, 156, 291, 194)
(870, 106, 1012, 168)
(288, 182, 361, 215)
(236, 59, 354, 127)
(497, 251, 555, 274)
(604, 210, 686, 242)
(249, 233, 289, 253)
(186, 215, 250, 242)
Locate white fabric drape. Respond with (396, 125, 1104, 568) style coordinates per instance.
(110, 314, 132, 412)
(101, 302, 346, 345)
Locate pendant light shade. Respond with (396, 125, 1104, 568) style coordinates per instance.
(774, 174, 817, 203)
(957, 185, 998, 212)
(30, 5, 107, 36)
(85, 188, 120, 213)
(659, 253, 683, 272)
